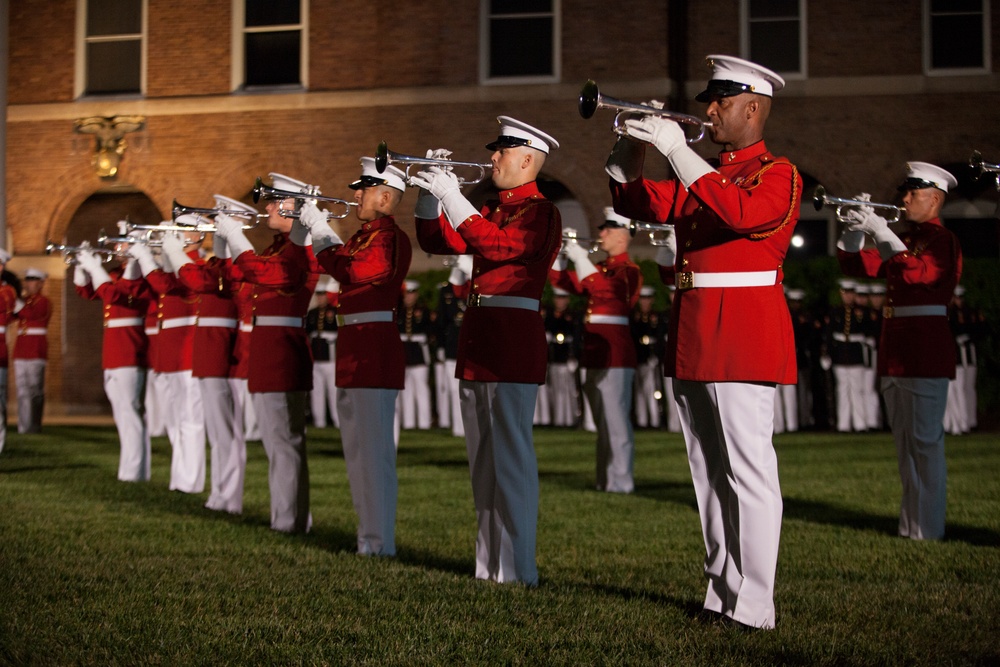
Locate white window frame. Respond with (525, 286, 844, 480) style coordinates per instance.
(479, 0, 561, 86)
(923, 0, 991, 76)
(232, 0, 309, 92)
(75, 0, 148, 98)
(739, 0, 807, 80)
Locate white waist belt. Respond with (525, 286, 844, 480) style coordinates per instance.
(239, 322, 253, 333)
(467, 294, 540, 311)
(676, 269, 777, 290)
(253, 316, 304, 328)
(336, 311, 394, 327)
(0, 325, 6, 334)
(832, 332, 867, 343)
(317, 332, 338, 341)
(105, 317, 144, 329)
(160, 316, 197, 330)
(145, 327, 158, 336)
(22, 327, 47, 336)
(197, 317, 238, 328)
(586, 314, 629, 326)
(404, 333, 429, 343)
(883, 305, 947, 318)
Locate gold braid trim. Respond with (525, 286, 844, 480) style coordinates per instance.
(349, 229, 382, 256)
(745, 160, 800, 240)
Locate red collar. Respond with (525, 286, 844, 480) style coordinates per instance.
(498, 181, 541, 203)
(718, 140, 769, 165)
(361, 215, 396, 233)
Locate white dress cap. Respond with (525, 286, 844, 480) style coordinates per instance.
(349, 157, 407, 193)
(214, 194, 259, 220)
(785, 288, 806, 300)
(171, 214, 201, 228)
(899, 162, 958, 193)
(269, 172, 315, 195)
(854, 283, 871, 295)
(0, 248, 10, 264)
(25, 267, 47, 280)
(486, 116, 559, 154)
(954, 285, 966, 296)
(600, 206, 631, 229)
(640, 285, 656, 297)
(870, 283, 886, 294)
(327, 277, 341, 293)
(838, 278, 857, 291)
(696, 54, 786, 101)
(553, 287, 570, 296)
(404, 279, 420, 292)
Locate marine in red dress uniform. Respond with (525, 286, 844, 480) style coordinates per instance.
(296, 157, 411, 555)
(128, 233, 206, 494)
(549, 207, 642, 493)
(74, 250, 152, 482)
(412, 117, 562, 586)
(837, 161, 962, 540)
(609, 56, 799, 629)
(215, 173, 319, 534)
(0, 250, 19, 453)
(13, 269, 53, 434)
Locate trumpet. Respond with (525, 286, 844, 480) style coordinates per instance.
(171, 200, 267, 227)
(578, 79, 712, 143)
(45, 240, 126, 265)
(970, 150, 1000, 188)
(561, 229, 601, 254)
(812, 185, 905, 223)
(251, 178, 357, 219)
(97, 229, 184, 249)
(375, 141, 494, 186)
(628, 220, 675, 246)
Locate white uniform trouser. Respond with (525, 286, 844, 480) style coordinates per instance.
(162, 370, 205, 493)
(674, 379, 782, 630)
(944, 373, 968, 436)
(14, 358, 46, 434)
(881, 377, 948, 540)
(240, 379, 260, 440)
(0, 368, 7, 453)
(580, 369, 597, 433)
(253, 390, 311, 533)
(444, 359, 463, 437)
(534, 371, 551, 425)
(310, 360, 338, 428)
(201, 377, 246, 514)
(145, 370, 168, 438)
(773, 383, 798, 434)
(398, 365, 432, 429)
(460, 380, 539, 586)
(584, 367, 636, 493)
(864, 357, 881, 430)
(104, 367, 150, 482)
(338, 387, 398, 555)
(547, 363, 577, 427)
(834, 364, 867, 432)
(434, 359, 451, 429)
(664, 377, 680, 433)
(634, 359, 661, 429)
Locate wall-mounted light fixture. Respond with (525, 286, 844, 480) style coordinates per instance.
(73, 115, 146, 179)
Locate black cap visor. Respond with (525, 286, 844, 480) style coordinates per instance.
(695, 79, 757, 103)
(485, 135, 534, 151)
(349, 175, 389, 190)
(897, 177, 942, 192)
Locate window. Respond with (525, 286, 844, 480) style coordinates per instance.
(741, 0, 806, 77)
(925, 0, 990, 74)
(77, 0, 146, 97)
(481, 0, 560, 84)
(234, 0, 308, 90)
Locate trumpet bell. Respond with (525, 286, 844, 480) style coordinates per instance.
(375, 141, 493, 186)
(578, 79, 600, 119)
(578, 79, 710, 143)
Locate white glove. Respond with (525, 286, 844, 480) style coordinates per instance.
(73, 263, 90, 287)
(820, 355, 832, 371)
(215, 213, 254, 258)
(297, 202, 328, 231)
(448, 266, 469, 286)
(74, 248, 103, 273)
(86, 256, 113, 290)
(624, 115, 686, 159)
(564, 241, 597, 280)
(122, 258, 142, 280)
(161, 232, 192, 272)
(551, 252, 568, 272)
(410, 167, 478, 231)
(289, 218, 311, 247)
(843, 203, 906, 260)
(413, 149, 452, 219)
(127, 242, 160, 276)
(456, 254, 473, 277)
(605, 137, 646, 184)
(836, 228, 866, 253)
(436, 347, 446, 363)
(213, 233, 230, 260)
(654, 228, 677, 267)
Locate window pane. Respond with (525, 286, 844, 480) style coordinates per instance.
(245, 31, 301, 86)
(931, 0, 981, 13)
(246, 0, 300, 27)
(749, 0, 798, 19)
(86, 40, 141, 94)
(489, 17, 553, 77)
(931, 15, 984, 68)
(490, 0, 552, 15)
(749, 22, 800, 72)
(87, 0, 142, 36)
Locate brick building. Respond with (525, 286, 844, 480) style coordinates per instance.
(3, 0, 1000, 415)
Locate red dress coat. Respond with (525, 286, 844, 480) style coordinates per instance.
(13, 294, 52, 360)
(838, 218, 962, 379)
(315, 215, 412, 389)
(549, 252, 642, 368)
(177, 258, 239, 379)
(0, 282, 19, 368)
(416, 181, 562, 384)
(233, 233, 318, 393)
(611, 141, 801, 384)
(76, 270, 151, 369)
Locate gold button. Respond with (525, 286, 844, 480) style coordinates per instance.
(691, 222, 697, 230)
(685, 241, 692, 248)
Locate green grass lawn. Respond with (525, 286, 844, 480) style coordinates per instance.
(1, 424, 998, 665)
